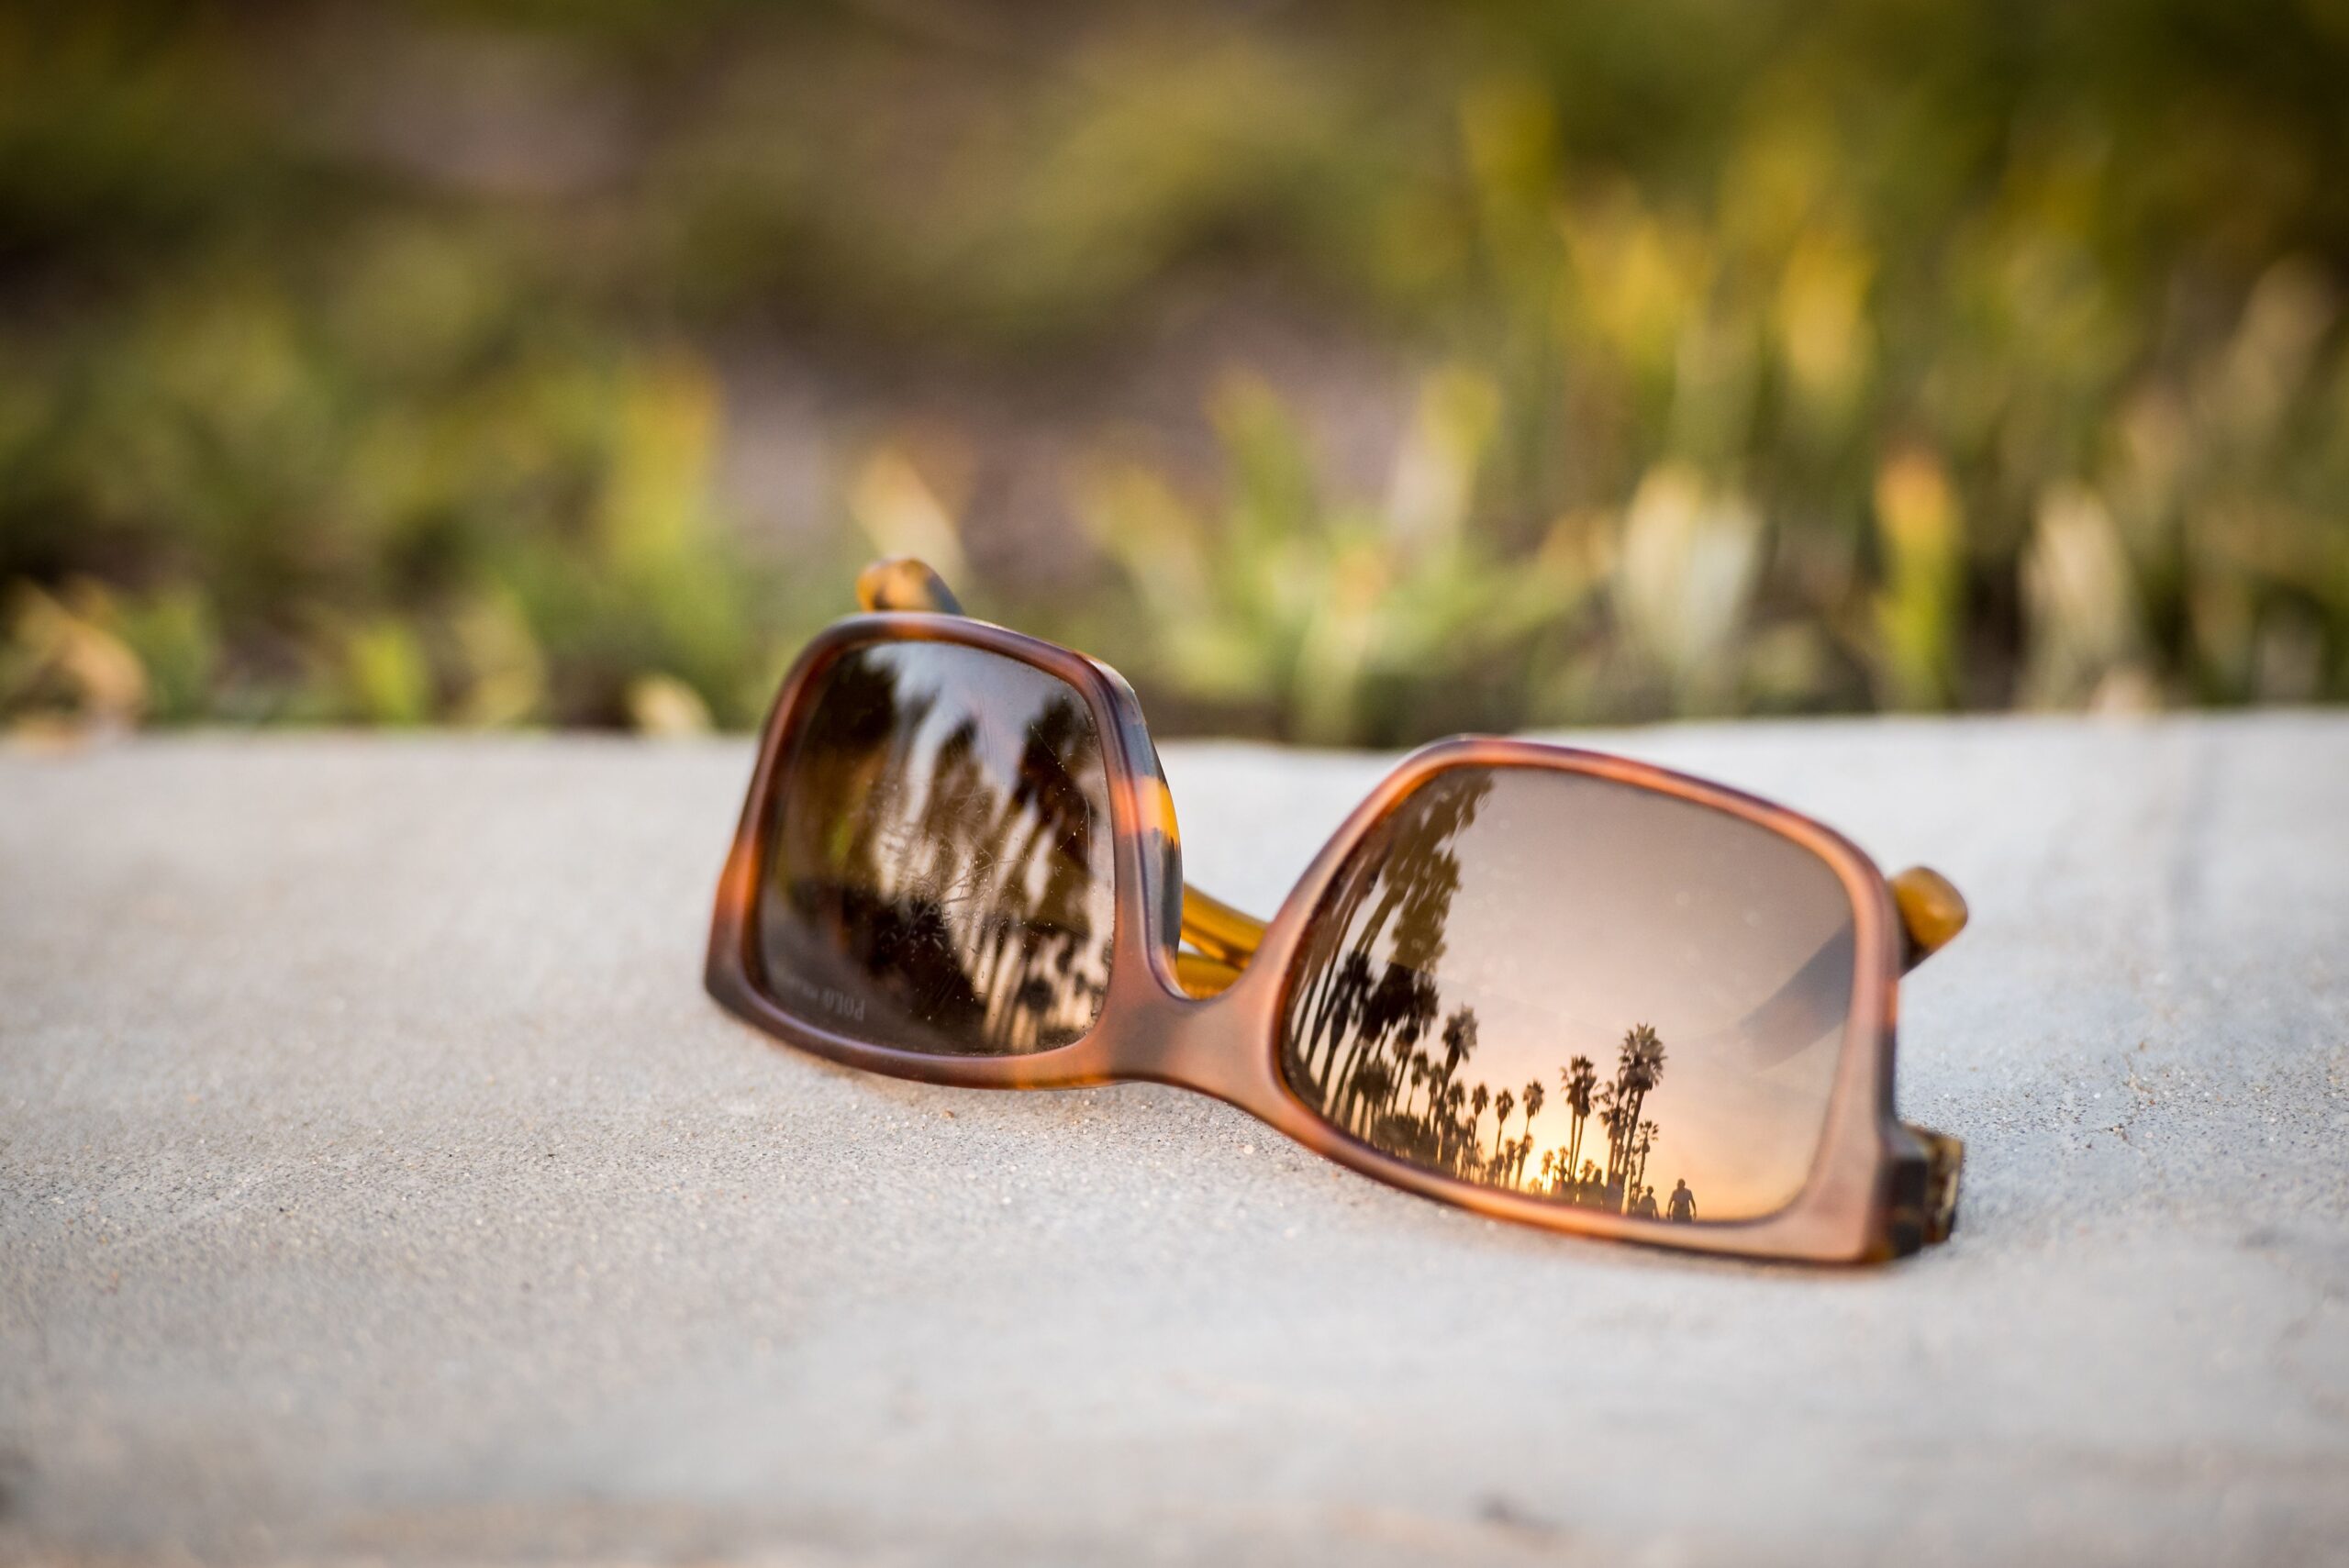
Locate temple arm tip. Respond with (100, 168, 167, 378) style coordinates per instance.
(1893, 1122, 1964, 1249)
(1891, 865, 1967, 971)
(856, 557, 964, 616)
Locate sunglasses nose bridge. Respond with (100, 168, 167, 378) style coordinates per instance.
(1104, 960, 1284, 1114)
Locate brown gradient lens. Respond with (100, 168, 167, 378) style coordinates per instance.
(754, 640, 1116, 1055)
(1279, 765, 1856, 1222)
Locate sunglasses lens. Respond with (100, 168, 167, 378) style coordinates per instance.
(1279, 764, 1857, 1223)
(754, 639, 1116, 1055)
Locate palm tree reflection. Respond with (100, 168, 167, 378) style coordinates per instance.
(1281, 771, 1704, 1219)
(761, 644, 1116, 1055)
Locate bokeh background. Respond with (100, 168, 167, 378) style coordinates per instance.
(5, 0, 2346, 744)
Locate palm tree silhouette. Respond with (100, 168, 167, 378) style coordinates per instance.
(1305, 949, 1375, 1099)
(1441, 1007, 1478, 1084)
(1600, 1023, 1667, 1195)
(1560, 1055, 1597, 1180)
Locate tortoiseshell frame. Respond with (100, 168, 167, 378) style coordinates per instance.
(707, 577, 1965, 1264)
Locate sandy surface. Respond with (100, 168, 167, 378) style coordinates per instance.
(3, 717, 2344, 1565)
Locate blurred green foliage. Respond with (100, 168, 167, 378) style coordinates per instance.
(5, 1, 2347, 742)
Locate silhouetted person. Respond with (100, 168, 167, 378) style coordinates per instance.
(1631, 1185, 1659, 1219)
(1666, 1178, 1697, 1224)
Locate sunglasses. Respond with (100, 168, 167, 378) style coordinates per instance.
(706, 558, 1968, 1263)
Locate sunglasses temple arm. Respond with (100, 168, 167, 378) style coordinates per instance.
(1170, 888, 1265, 996)
(1888, 866, 1967, 1247)
(856, 557, 966, 616)
(1891, 866, 1967, 971)
(1892, 1122, 1965, 1248)
(1182, 874, 1264, 946)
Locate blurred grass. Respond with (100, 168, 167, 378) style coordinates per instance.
(4, 1, 2346, 742)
